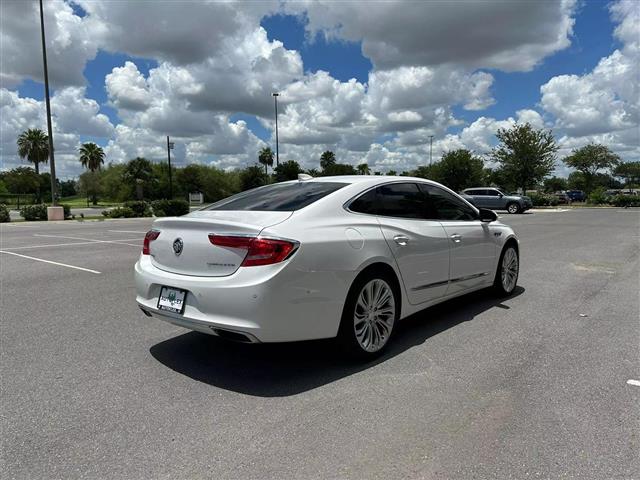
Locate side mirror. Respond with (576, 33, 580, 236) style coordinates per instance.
(479, 208, 498, 222)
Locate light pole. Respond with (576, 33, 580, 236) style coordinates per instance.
(39, 0, 59, 212)
(166, 136, 174, 199)
(272, 92, 280, 167)
(428, 135, 434, 166)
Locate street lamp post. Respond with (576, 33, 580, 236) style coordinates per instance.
(166, 136, 174, 199)
(428, 135, 434, 166)
(272, 92, 280, 167)
(39, 0, 60, 216)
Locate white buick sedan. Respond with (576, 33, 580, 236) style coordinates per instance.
(135, 176, 519, 358)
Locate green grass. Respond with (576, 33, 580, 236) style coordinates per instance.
(59, 196, 122, 208)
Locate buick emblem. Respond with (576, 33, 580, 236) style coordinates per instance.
(173, 238, 184, 256)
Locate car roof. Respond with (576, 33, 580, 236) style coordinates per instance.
(298, 175, 444, 187)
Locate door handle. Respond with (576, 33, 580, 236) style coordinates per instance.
(450, 233, 462, 243)
(393, 235, 409, 246)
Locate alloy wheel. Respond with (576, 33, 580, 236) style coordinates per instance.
(501, 247, 519, 292)
(353, 279, 395, 353)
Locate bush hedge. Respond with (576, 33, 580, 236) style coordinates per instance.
(0, 203, 10, 222)
(609, 195, 640, 207)
(151, 199, 190, 217)
(529, 193, 559, 207)
(20, 204, 48, 221)
(104, 206, 136, 218)
(122, 201, 152, 217)
(587, 188, 609, 205)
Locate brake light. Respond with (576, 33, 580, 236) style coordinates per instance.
(143, 230, 160, 255)
(209, 235, 297, 266)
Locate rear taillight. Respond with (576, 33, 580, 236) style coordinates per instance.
(208, 235, 297, 267)
(143, 230, 160, 255)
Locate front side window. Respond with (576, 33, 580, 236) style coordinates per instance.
(206, 182, 346, 211)
(420, 184, 477, 221)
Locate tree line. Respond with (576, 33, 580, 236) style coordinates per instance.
(3, 125, 639, 207)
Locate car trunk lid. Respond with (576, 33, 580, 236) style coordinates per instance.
(149, 211, 293, 277)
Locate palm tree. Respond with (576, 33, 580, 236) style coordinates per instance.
(320, 151, 336, 171)
(79, 142, 105, 205)
(17, 128, 49, 202)
(357, 163, 370, 175)
(258, 147, 274, 177)
(79, 142, 105, 172)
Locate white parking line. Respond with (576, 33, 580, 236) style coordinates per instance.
(627, 379, 640, 387)
(1, 240, 138, 251)
(33, 234, 141, 247)
(0, 250, 101, 274)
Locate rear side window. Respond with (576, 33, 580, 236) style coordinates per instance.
(349, 188, 378, 214)
(420, 184, 477, 221)
(376, 183, 426, 219)
(206, 182, 346, 211)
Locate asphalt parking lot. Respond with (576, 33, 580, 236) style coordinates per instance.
(1, 208, 639, 479)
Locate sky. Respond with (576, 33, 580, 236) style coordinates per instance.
(0, 0, 638, 179)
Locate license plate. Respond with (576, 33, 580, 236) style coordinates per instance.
(157, 286, 187, 314)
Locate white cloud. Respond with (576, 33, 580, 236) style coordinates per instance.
(288, 0, 576, 72)
(0, 0, 99, 88)
(539, 0, 639, 158)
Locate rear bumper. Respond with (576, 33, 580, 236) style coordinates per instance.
(134, 255, 350, 342)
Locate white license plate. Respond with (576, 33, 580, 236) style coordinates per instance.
(157, 286, 187, 314)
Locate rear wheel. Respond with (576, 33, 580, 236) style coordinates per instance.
(494, 244, 519, 296)
(507, 202, 521, 214)
(338, 272, 399, 359)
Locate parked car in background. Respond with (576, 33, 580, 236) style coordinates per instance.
(554, 192, 571, 204)
(566, 190, 586, 202)
(135, 176, 520, 358)
(461, 188, 532, 214)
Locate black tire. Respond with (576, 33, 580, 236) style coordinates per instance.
(506, 202, 521, 214)
(337, 270, 400, 359)
(493, 243, 519, 296)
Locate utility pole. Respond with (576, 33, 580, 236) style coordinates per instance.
(272, 92, 280, 167)
(428, 135, 434, 166)
(166, 136, 174, 199)
(39, 0, 58, 209)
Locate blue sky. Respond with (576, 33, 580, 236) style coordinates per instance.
(15, 1, 617, 145)
(2, 0, 637, 177)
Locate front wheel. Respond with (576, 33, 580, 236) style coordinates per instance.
(494, 244, 519, 296)
(338, 273, 399, 359)
(507, 202, 521, 214)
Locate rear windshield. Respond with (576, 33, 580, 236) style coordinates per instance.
(205, 182, 347, 211)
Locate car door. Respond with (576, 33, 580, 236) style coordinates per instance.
(484, 189, 503, 209)
(419, 184, 496, 295)
(466, 189, 488, 209)
(372, 183, 451, 305)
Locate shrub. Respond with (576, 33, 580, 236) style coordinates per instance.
(122, 201, 152, 217)
(151, 199, 190, 217)
(104, 206, 136, 218)
(529, 193, 558, 207)
(609, 194, 640, 207)
(20, 204, 48, 221)
(0, 203, 10, 222)
(60, 204, 72, 220)
(587, 188, 609, 205)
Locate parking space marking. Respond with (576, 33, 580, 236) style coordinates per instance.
(1, 240, 138, 251)
(627, 379, 640, 387)
(0, 250, 101, 274)
(33, 234, 141, 247)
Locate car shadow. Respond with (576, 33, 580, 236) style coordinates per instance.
(150, 286, 525, 397)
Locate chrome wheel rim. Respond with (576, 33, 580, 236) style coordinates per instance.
(353, 279, 395, 352)
(501, 248, 518, 292)
(508, 204, 518, 214)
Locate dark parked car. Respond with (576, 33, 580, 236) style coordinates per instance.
(566, 190, 586, 202)
(461, 188, 532, 214)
